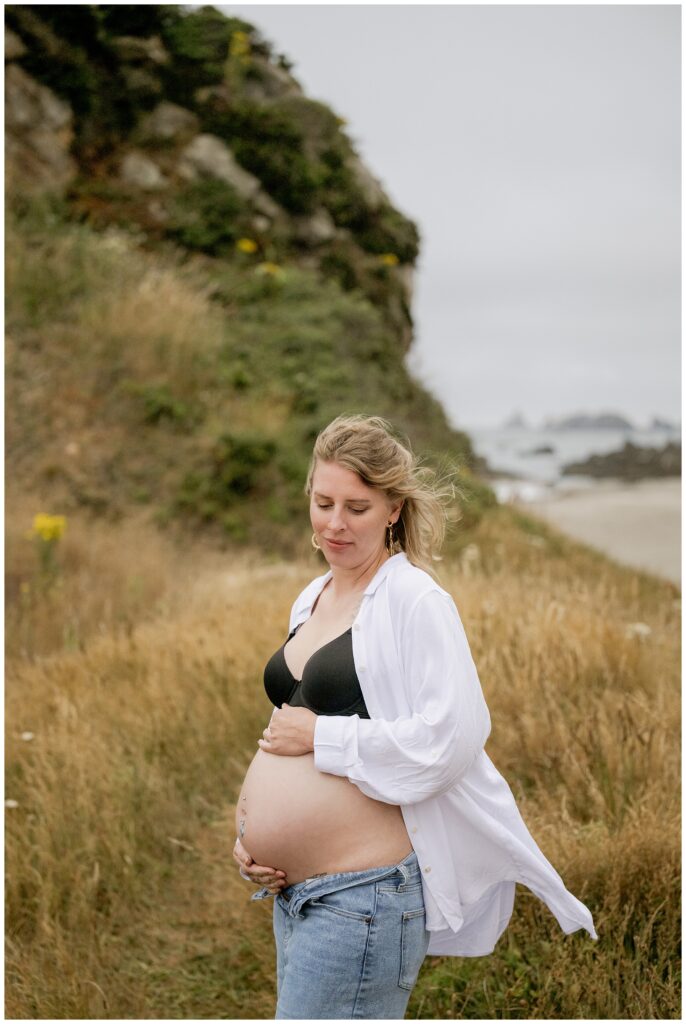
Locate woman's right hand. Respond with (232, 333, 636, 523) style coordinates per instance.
(233, 836, 288, 894)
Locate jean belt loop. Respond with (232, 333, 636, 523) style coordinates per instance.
(397, 860, 412, 886)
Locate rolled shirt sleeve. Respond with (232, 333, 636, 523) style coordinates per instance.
(313, 589, 492, 805)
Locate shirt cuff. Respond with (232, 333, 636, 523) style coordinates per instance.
(313, 714, 359, 777)
(239, 867, 252, 881)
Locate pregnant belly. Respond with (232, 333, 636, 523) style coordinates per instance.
(236, 748, 413, 885)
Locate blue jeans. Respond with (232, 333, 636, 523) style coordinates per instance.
(250, 849, 430, 1019)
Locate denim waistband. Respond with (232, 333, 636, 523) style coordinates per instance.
(251, 848, 420, 917)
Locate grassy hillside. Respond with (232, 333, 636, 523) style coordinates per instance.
(6, 193, 494, 559)
(6, 3, 494, 552)
(5, 502, 680, 1018)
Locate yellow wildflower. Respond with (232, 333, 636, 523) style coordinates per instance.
(380, 253, 399, 266)
(28, 513, 67, 542)
(255, 261, 284, 277)
(236, 237, 258, 254)
(230, 30, 251, 60)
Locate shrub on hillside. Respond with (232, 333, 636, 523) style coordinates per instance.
(201, 101, 322, 215)
(175, 432, 279, 526)
(165, 179, 249, 255)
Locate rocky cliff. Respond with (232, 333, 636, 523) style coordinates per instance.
(5, 5, 418, 350)
(6, 5, 494, 553)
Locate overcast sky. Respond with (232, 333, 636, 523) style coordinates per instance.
(219, 3, 680, 430)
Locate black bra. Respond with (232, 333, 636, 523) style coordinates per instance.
(263, 621, 370, 718)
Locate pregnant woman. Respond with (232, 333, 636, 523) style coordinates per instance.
(233, 414, 598, 1020)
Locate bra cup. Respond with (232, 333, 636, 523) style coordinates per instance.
(263, 647, 298, 707)
(263, 626, 369, 717)
(299, 629, 363, 715)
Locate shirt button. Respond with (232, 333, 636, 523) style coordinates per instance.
(424, 866, 431, 873)
(358, 664, 365, 671)
(353, 623, 360, 631)
(411, 827, 418, 834)
(430, 749, 438, 759)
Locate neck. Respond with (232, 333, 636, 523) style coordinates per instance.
(327, 547, 394, 598)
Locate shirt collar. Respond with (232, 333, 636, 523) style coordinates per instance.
(305, 550, 408, 609)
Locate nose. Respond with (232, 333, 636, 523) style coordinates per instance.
(327, 508, 346, 530)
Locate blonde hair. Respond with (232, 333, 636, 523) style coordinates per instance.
(304, 413, 463, 582)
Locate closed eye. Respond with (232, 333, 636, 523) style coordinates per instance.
(316, 504, 367, 514)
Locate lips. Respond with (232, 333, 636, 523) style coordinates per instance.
(325, 539, 351, 546)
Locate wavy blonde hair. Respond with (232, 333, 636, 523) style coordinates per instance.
(304, 413, 463, 582)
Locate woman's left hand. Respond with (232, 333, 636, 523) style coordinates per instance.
(258, 704, 317, 756)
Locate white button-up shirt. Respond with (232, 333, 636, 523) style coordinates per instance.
(292, 551, 598, 957)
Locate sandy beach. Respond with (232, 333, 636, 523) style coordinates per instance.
(510, 477, 681, 586)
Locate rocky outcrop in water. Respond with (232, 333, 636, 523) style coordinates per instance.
(543, 412, 635, 431)
(561, 440, 681, 479)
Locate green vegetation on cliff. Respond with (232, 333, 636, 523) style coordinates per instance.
(6, 193, 494, 554)
(5, 3, 491, 554)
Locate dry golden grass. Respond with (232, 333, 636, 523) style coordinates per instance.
(6, 217, 227, 403)
(5, 501, 680, 1018)
(77, 255, 226, 397)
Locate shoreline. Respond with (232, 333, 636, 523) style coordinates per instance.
(504, 477, 681, 586)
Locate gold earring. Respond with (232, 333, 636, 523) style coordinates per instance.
(386, 521, 395, 555)
(311, 532, 322, 551)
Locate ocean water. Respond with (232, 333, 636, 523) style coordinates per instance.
(466, 424, 681, 502)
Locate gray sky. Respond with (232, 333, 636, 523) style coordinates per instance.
(219, 3, 680, 429)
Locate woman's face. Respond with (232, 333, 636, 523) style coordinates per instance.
(310, 459, 401, 564)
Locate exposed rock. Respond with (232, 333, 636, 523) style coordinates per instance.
(249, 192, 283, 221)
(5, 63, 76, 191)
(138, 101, 199, 141)
(5, 28, 27, 60)
(6, 62, 70, 131)
(250, 214, 272, 233)
(111, 34, 169, 65)
(544, 411, 635, 431)
(194, 84, 232, 106)
(146, 199, 170, 225)
(119, 151, 168, 190)
(385, 288, 413, 352)
(650, 416, 679, 431)
(502, 412, 529, 429)
(394, 263, 415, 309)
(521, 445, 556, 456)
(291, 208, 337, 245)
(121, 66, 162, 97)
(178, 133, 282, 219)
(345, 153, 388, 211)
(239, 56, 303, 102)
